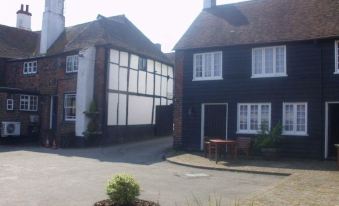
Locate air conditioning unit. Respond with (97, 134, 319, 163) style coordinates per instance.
(1, 122, 21, 137)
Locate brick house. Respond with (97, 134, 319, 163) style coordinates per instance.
(0, 1, 174, 146)
(173, 0, 339, 159)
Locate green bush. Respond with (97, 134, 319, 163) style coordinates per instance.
(255, 123, 282, 149)
(106, 174, 140, 205)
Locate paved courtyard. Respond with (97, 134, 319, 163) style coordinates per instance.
(0, 137, 283, 206)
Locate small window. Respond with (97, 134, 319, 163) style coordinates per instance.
(66, 55, 79, 73)
(193, 51, 222, 81)
(237, 103, 271, 134)
(64, 93, 76, 121)
(138, 57, 147, 71)
(283, 102, 308, 136)
(6, 99, 14, 111)
(23, 61, 37, 75)
(252, 46, 286, 78)
(335, 40, 339, 73)
(20, 95, 38, 111)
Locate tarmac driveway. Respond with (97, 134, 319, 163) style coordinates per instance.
(0, 137, 284, 206)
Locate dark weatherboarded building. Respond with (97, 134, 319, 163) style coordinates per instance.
(173, 0, 339, 159)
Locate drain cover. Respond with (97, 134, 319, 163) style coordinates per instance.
(184, 173, 210, 177)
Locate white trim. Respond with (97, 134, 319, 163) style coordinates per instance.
(193, 51, 223, 81)
(23, 61, 37, 75)
(66, 55, 79, 73)
(200, 103, 228, 151)
(282, 102, 308, 136)
(6, 99, 14, 111)
(251, 45, 287, 78)
(335, 40, 339, 73)
(64, 93, 76, 121)
(19, 95, 38, 111)
(324, 101, 339, 159)
(236, 103, 272, 134)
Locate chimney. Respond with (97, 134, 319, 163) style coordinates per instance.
(203, 0, 217, 9)
(40, 0, 65, 54)
(155, 43, 162, 51)
(16, 4, 32, 30)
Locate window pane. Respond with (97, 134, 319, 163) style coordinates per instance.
(204, 53, 212, 77)
(261, 105, 270, 128)
(253, 49, 262, 75)
(265, 48, 274, 74)
(195, 55, 202, 78)
(296, 104, 306, 132)
(250, 105, 258, 130)
(214, 52, 222, 77)
(276, 47, 285, 73)
(284, 104, 294, 132)
(240, 105, 248, 130)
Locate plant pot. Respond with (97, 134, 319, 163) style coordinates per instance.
(261, 148, 280, 160)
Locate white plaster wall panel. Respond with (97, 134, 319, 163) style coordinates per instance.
(118, 94, 127, 125)
(155, 61, 162, 74)
(76, 47, 96, 136)
(110, 49, 119, 64)
(107, 93, 118, 126)
(138, 71, 146, 94)
(161, 76, 167, 97)
(120, 51, 129, 67)
(162, 64, 168, 76)
(128, 95, 153, 125)
(155, 75, 161, 96)
(168, 99, 173, 105)
(167, 79, 173, 99)
(161, 98, 167, 106)
(147, 59, 154, 72)
(119, 67, 128, 91)
(130, 54, 139, 70)
(168, 66, 173, 78)
(153, 98, 161, 124)
(146, 73, 154, 95)
(108, 64, 119, 90)
(129, 69, 138, 93)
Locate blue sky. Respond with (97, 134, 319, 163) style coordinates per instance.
(0, 0, 248, 52)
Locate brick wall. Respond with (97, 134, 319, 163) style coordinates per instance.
(173, 51, 184, 148)
(3, 52, 78, 144)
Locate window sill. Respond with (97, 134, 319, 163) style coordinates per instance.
(333, 71, 339, 75)
(236, 131, 258, 135)
(282, 132, 308, 137)
(192, 77, 223, 81)
(251, 74, 288, 78)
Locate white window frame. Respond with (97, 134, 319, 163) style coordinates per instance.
(20, 95, 38, 111)
(6, 99, 14, 111)
(335, 40, 339, 74)
(64, 93, 76, 121)
(237, 103, 272, 134)
(23, 61, 37, 75)
(193, 51, 223, 81)
(251, 45, 287, 78)
(282, 102, 308, 136)
(66, 55, 79, 73)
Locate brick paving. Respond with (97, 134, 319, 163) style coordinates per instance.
(167, 152, 339, 206)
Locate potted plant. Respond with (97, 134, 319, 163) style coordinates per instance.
(255, 123, 282, 160)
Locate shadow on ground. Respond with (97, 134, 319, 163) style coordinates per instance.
(0, 136, 172, 166)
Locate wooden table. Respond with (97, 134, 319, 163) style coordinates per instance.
(209, 139, 237, 163)
(335, 144, 339, 169)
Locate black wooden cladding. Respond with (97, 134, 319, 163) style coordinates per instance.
(180, 39, 339, 159)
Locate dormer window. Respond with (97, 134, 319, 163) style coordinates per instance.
(252, 46, 287, 78)
(23, 61, 37, 75)
(335, 40, 339, 73)
(193, 51, 222, 81)
(66, 55, 79, 73)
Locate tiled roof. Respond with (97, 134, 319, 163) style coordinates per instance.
(174, 0, 339, 50)
(0, 25, 39, 58)
(0, 15, 172, 65)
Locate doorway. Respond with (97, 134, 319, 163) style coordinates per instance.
(326, 103, 339, 159)
(200, 103, 228, 150)
(49, 96, 58, 130)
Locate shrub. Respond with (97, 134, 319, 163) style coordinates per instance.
(106, 174, 140, 205)
(255, 123, 282, 149)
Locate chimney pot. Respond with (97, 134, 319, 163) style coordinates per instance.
(20, 4, 24, 11)
(26, 5, 29, 12)
(203, 0, 216, 9)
